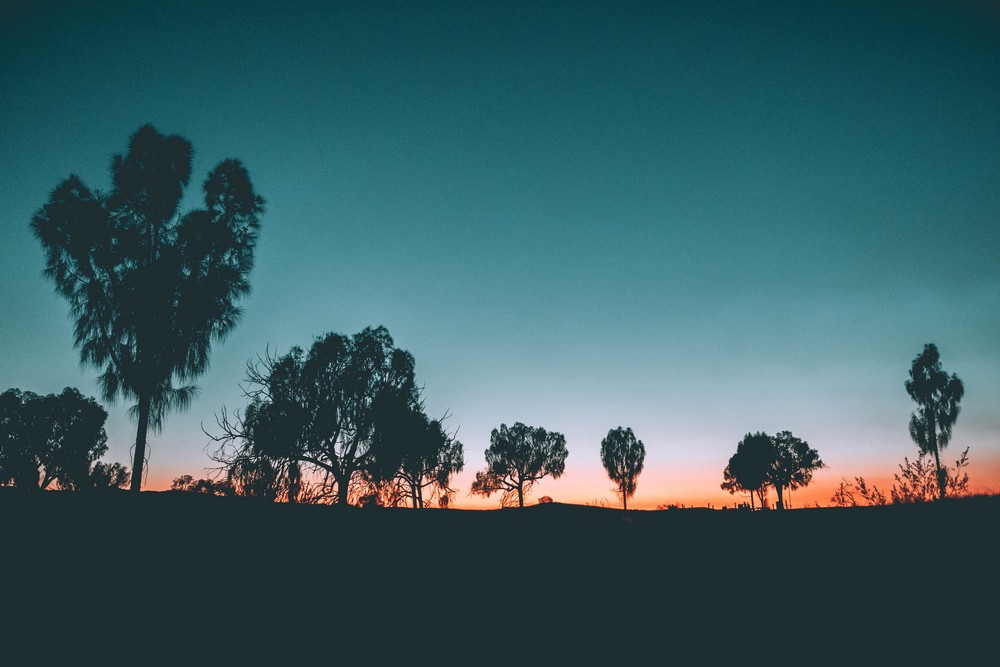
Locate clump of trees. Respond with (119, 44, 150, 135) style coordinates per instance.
(470, 422, 568, 507)
(721, 430, 824, 509)
(600, 426, 645, 510)
(0, 387, 129, 489)
(208, 326, 464, 507)
(31, 125, 264, 491)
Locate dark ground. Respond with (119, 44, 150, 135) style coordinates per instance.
(3, 491, 996, 659)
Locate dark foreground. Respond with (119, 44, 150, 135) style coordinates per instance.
(4, 491, 996, 657)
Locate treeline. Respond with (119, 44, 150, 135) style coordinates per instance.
(22, 125, 976, 510)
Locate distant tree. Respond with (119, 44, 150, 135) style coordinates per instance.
(721, 432, 773, 509)
(210, 327, 459, 506)
(0, 387, 112, 490)
(89, 461, 131, 489)
(768, 430, 824, 510)
(470, 422, 568, 508)
(170, 474, 231, 495)
(600, 426, 645, 510)
(31, 125, 264, 492)
(905, 343, 964, 501)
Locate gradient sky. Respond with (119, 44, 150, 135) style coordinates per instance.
(2, 0, 998, 508)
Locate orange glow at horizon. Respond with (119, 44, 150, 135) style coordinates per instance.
(143, 451, 1000, 509)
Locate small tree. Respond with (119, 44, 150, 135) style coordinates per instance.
(721, 432, 773, 509)
(768, 430, 824, 509)
(600, 426, 645, 510)
(470, 422, 568, 507)
(905, 343, 964, 501)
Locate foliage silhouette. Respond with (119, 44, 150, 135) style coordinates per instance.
(209, 327, 462, 506)
(470, 422, 568, 507)
(721, 432, 774, 509)
(88, 461, 131, 489)
(905, 343, 964, 501)
(832, 448, 970, 506)
(767, 430, 824, 509)
(171, 474, 232, 496)
(31, 124, 264, 491)
(600, 426, 645, 509)
(0, 387, 128, 489)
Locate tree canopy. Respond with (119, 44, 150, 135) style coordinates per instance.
(905, 343, 964, 501)
(31, 124, 264, 491)
(767, 430, 824, 509)
(470, 422, 568, 507)
(0, 387, 127, 490)
(722, 430, 824, 509)
(209, 326, 462, 506)
(600, 426, 645, 510)
(721, 432, 774, 509)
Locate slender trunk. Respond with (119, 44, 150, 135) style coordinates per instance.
(130, 393, 150, 493)
(287, 460, 300, 504)
(775, 483, 784, 510)
(517, 481, 524, 508)
(928, 407, 946, 501)
(416, 481, 423, 509)
(750, 491, 755, 510)
(337, 470, 350, 505)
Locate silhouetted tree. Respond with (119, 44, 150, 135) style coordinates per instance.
(31, 125, 264, 492)
(171, 474, 232, 495)
(905, 343, 964, 501)
(600, 426, 645, 510)
(470, 422, 568, 507)
(721, 432, 773, 509)
(365, 396, 465, 507)
(768, 430, 824, 509)
(89, 461, 131, 489)
(210, 327, 457, 506)
(0, 387, 113, 489)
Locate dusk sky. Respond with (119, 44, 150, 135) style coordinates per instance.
(2, 0, 998, 508)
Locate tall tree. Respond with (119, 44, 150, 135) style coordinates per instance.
(721, 432, 773, 509)
(905, 343, 964, 501)
(470, 422, 568, 507)
(600, 426, 645, 510)
(768, 430, 824, 510)
(31, 125, 264, 491)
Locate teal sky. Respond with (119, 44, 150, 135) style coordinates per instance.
(2, 0, 998, 506)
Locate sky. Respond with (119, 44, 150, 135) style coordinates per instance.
(1, 0, 998, 509)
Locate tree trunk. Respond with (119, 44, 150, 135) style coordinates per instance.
(129, 393, 150, 493)
(287, 460, 300, 504)
(775, 483, 784, 510)
(517, 482, 524, 508)
(928, 407, 946, 501)
(750, 491, 754, 510)
(337, 471, 350, 505)
(622, 484, 628, 510)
